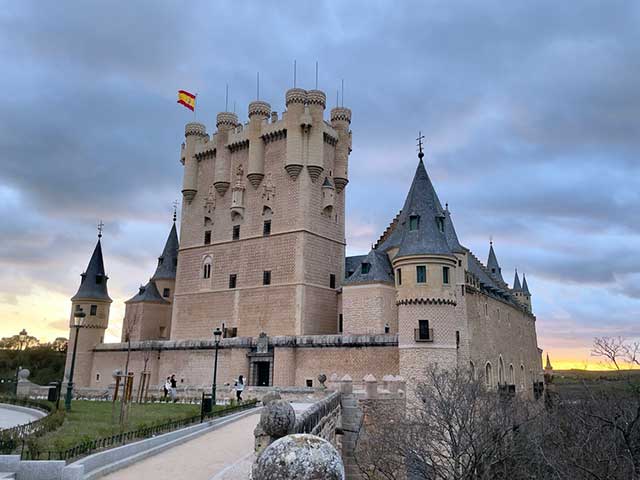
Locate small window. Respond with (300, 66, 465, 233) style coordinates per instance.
(159, 326, 167, 338)
(384, 323, 390, 334)
(416, 265, 426, 283)
(90, 305, 97, 316)
(95, 275, 103, 284)
(456, 330, 460, 349)
(361, 263, 371, 274)
(158, 258, 164, 265)
(436, 216, 445, 233)
(229, 274, 237, 289)
(75, 304, 81, 312)
(443, 266, 450, 284)
(163, 288, 170, 298)
(329, 274, 336, 289)
(263, 270, 271, 285)
(204, 230, 212, 245)
(338, 314, 343, 333)
(306, 379, 313, 387)
(263, 220, 271, 236)
(232, 225, 240, 241)
(203, 263, 211, 279)
(397, 268, 402, 286)
(416, 319, 432, 341)
(96, 373, 100, 382)
(409, 215, 420, 231)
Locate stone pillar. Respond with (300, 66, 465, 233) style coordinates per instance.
(339, 374, 353, 395)
(363, 374, 378, 399)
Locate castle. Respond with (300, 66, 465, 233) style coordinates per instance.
(64, 86, 543, 398)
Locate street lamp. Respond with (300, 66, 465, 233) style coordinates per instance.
(15, 329, 28, 395)
(65, 308, 86, 411)
(211, 327, 222, 407)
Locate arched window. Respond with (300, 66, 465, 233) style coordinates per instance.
(202, 257, 212, 280)
(485, 362, 493, 387)
(520, 365, 525, 387)
(509, 364, 515, 385)
(498, 356, 505, 385)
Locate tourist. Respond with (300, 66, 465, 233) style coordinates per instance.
(170, 374, 178, 402)
(234, 375, 244, 402)
(163, 376, 170, 399)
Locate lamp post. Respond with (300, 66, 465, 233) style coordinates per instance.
(65, 308, 86, 411)
(14, 329, 27, 395)
(211, 327, 222, 407)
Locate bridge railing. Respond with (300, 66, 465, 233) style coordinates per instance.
(292, 390, 341, 436)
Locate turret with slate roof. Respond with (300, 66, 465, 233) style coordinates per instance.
(343, 249, 394, 285)
(487, 241, 504, 284)
(151, 220, 179, 281)
(513, 269, 522, 291)
(71, 236, 112, 302)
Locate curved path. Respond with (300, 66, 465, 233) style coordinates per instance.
(101, 412, 260, 480)
(0, 403, 46, 430)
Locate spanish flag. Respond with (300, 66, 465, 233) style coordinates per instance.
(177, 90, 196, 111)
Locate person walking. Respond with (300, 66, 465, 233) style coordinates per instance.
(169, 374, 178, 402)
(163, 376, 170, 400)
(234, 375, 244, 402)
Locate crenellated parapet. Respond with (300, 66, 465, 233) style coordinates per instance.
(182, 122, 207, 202)
(247, 100, 272, 188)
(330, 107, 352, 192)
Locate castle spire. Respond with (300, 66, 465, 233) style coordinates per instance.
(522, 273, 531, 294)
(513, 269, 522, 291)
(545, 353, 553, 371)
(151, 221, 180, 281)
(487, 241, 504, 283)
(72, 233, 111, 302)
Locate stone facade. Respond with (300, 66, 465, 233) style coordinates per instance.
(64, 86, 544, 402)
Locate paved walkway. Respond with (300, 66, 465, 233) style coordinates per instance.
(0, 403, 45, 429)
(101, 412, 260, 480)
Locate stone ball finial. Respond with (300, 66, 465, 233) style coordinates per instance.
(317, 374, 327, 388)
(261, 391, 282, 406)
(259, 399, 295, 438)
(18, 368, 30, 380)
(248, 100, 271, 118)
(252, 434, 345, 480)
(185, 122, 206, 137)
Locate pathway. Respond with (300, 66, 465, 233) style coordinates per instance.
(101, 412, 260, 480)
(0, 403, 45, 429)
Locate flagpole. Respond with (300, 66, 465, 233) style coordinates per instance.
(194, 94, 197, 120)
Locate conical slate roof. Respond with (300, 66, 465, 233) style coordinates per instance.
(487, 243, 504, 283)
(151, 222, 179, 281)
(513, 270, 522, 291)
(380, 159, 453, 258)
(126, 280, 168, 304)
(343, 249, 394, 285)
(522, 273, 530, 294)
(444, 206, 464, 253)
(545, 353, 553, 370)
(72, 239, 112, 302)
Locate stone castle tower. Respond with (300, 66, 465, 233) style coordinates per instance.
(171, 88, 352, 339)
(65, 236, 112, 387)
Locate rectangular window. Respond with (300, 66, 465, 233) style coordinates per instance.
(329, 274, 336, 289)
(338, 314, 343, 333)
(229, 274, 237, 289)
(203, 264, 211, 279)
(163, 288, 170, 298)
(397, 268, 402, 286)
(204, 230, 211, 245)
(232, 225, 240, 241)
(306, 379, 313, 387)
(361, 263, 371, 274)
(456, 330, 460, 349)
(90, 305, 97, 316)
(263, 270, 271, 285)
(416, 265, 427, 283)
(263, 220, 271, 236)
(415, 320, 433, 342)
(443, 266, 450, 284)
(409, 215, 420, 231)
(75, 304, 81, 312)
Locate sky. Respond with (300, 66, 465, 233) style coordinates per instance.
(0, 1, 638, 370)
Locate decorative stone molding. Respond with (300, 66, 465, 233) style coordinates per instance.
(185, 122, 206, 137)
(285, 87, 307, 106)
(323, 132, 338, 146)
(307, 165, 324, 182)
(228, 139, 249, 153)
(248, 100, 271, 118)
(306, 89, 326, 108)
(396, 297, 457, 307)
(284, 164, 303, 179)
(216, 112, 238, 129)
(330, 107, 352, 124)
(262, 129, 287, 144)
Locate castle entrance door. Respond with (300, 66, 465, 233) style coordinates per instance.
(256, 362, 270, 387)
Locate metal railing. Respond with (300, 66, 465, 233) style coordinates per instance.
(414, 328, 434, 342)
(19, 398, 258, 462)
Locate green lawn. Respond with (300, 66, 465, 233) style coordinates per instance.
(38, 400, 201, 452)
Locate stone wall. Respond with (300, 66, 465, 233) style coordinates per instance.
(342, 283, 397, 335)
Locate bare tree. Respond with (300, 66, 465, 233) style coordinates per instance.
(592, 336, 627, 370)
(119, 314, 139, 424)
(624, 341, 640, 367)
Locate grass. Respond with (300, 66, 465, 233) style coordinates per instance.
(553, 369, 640, 398)
(37, 400, 201, 451)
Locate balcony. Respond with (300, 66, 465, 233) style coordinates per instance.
(414, 328, 434, 342)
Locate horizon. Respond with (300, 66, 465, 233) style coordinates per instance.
(0, 1, 638, 370)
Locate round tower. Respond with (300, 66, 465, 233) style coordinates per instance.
(181, 122, 207, 202)
(65, 235, 112, 390)
(213, 112, 239, 195)
(305, 89, 326, 182)
(247, 100, 271, 188)
(284, 88, 307, 179)
(330, 107, 352, 193)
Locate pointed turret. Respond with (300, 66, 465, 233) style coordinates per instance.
(545, 353, 553, 371)
(393, 159, 452, 258)
(487, 242, 504, 283)
(72, 238, 111, 302)
(513, 269, 522, 291)
(522, 273, 530, 295)
(443, 204, 464, 254)
(151, 222, 179, 281)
